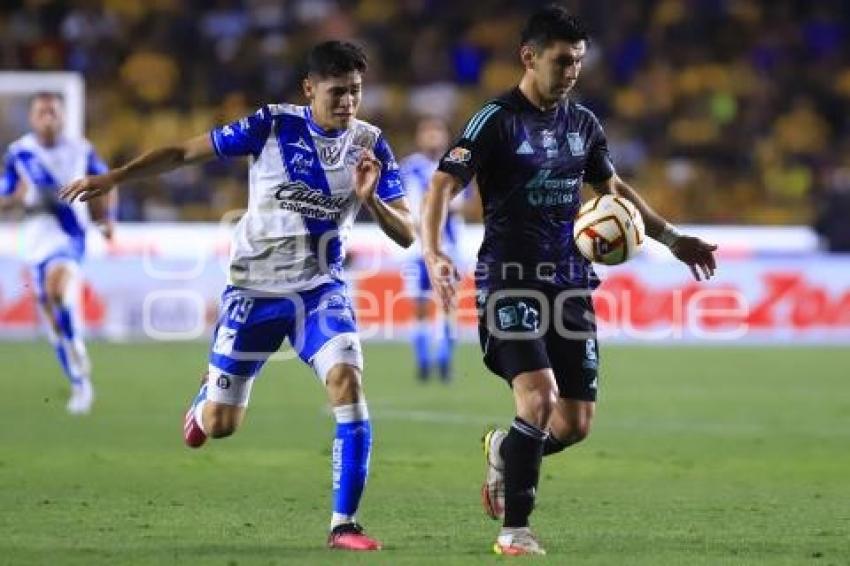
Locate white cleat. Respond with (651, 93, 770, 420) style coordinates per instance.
(481, 428, 507, 520)
(66, 382, 94, 415)
(494, 527, 547, 556)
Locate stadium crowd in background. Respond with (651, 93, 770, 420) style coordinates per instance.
(1, 0, 849, 226)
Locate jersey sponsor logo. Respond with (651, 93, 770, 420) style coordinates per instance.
(516, 140, 534, 155)
(288, 152, 315, 176)
(445, 146, 471, 165)
(524, 169, 580, 207)
(567, 132, 585, 156)
(273, 181, 350, 220)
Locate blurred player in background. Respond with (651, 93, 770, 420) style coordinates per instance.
(1, 92, 114, 415)
(421, 5, 717, 556)
(401, 116, 462, 383)
(61, 41, 414, 551)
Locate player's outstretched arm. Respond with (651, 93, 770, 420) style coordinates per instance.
(60, 134, 216, 203)
(593, 173, 718, 281)
(354, 150, 415, 248)
(421, 170, 464, 313)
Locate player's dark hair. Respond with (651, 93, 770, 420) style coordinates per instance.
(307, 40, 368, 78)
(29, 91, 64, 107)
(521, 4, 588, 49)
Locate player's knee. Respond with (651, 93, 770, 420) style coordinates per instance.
(533, 388, 559, 425)
(44, 283, 65, 308)
(568, 420, 592, 444)
(313, 333, 364, 404)
(518, 384, 558, 428)
(325, 364, 363, 406)
(44, 266, 72, 306)
(551, 414, 593, 447)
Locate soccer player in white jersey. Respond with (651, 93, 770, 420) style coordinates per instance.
(1, 92, 113, 415)
(61, 41, 414, 551)
(401, 116, 463, 382)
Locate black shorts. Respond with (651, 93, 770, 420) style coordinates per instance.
(477, 287, 599, 402)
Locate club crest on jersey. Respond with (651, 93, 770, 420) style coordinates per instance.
(445, 146, 471, 165)
(542, 130, 559, 158)
(567, 132, 584, 156)
(318, 142, 343, 165)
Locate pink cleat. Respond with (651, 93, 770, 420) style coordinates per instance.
(327, 523, 382, 551)
(183, 407, 207, 448)
(183, 380, 208, 448)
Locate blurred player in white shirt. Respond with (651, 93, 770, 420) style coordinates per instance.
(61, 41, 414, 551)
(1, 92, 114, 415)
(401, 117, 464, 382)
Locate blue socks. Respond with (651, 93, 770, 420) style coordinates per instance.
(412, 323, 430, 379)
(436, 320, 454, 382)
(331, 402, 372, 528)
(50, 303, 90, 387)
(413, 319, 455, 382)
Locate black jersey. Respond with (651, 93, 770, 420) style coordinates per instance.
(438, 87, 615, 291)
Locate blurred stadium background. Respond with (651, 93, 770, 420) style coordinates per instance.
(1, 1, 849, 564)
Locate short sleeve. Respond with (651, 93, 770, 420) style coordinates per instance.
(374, 135, 405, 202)
(0, 151, 19, 196)
(210, 106, 273, 159)
(583, 115, 615, 184)
(86, 147, 109, 176)
(437, 102, 502, 186)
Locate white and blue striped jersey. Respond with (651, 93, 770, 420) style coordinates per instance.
(210, 104, 405, 293)
(400, 151, 463, 258)
(1, 133, 107, 265)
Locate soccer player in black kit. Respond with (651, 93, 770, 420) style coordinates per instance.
(421, 5, 717, 556)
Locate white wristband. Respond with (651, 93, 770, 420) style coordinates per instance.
(658, 223, 682, 247)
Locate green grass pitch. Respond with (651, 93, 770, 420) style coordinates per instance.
(3, 342, 849, 565)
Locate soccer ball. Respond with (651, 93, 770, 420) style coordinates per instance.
(573, 195, 645, 265)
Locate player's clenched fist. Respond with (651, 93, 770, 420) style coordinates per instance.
(354, 149, 382, 204)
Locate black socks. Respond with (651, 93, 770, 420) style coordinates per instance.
(542, 430, 568, 456)
(499, 417, 546, 528)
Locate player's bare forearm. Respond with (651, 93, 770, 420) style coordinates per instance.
(111, 134, 215, 184)
(593, 174, 667, 239)
(593, 173, 717, 280)
(421, 171, 462, 256)
(62, 134, 215, 202)
(365, 196, 415, 248)
(421, 171, 463, 312)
